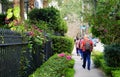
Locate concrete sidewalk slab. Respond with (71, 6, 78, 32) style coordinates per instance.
(72, 45, 106, 77)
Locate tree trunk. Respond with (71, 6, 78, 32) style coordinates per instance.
(20, 0, 24, 21)
(13, 0, 19, 7)
(43, 0, 48, 8)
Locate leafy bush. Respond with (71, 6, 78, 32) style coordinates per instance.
(28, 7, 68, 35)
(64, 68, 75, 77)
(92, 50, 120, 77)
(112, 70, 120, 77)
(28, 8, 40, 21)
(100, 59, 113, 75)
(29, 53, 75, 77)
(51, 36, 74, 54)
(100, 59, 120, 76)
(104, 43, 120, 67)
(84, 0, 120, 44)
(0, 14, 6, 27)
(92, 51, 103, 68)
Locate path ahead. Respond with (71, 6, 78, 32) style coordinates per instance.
(72, 45, 106, 77)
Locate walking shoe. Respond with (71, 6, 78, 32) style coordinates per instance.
(87, 68, 90, 70)
(82, 65, 85, 69)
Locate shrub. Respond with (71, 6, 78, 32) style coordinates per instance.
(112, 70, 120, 77)
(100, 59, 120, 76)
(92, 50, 120, 77)
(92, 51, 103, 68)
(51, 36, 74, 54)
(100, 59, 113, 75)
(28, 8, 40, 21)
(64, 68, 75, 77)
(56, 19, 68, 36)
(85, 0, 120, 44)
(104, 43, 120, 67)
(28, 7, 68, 35)
(0, 14, 6, 27)
(29, 53, 75, 77)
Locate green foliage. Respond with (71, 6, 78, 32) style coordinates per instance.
(19, 45, 34, 77)
(29, 54, 75, 77)
(34, 21, 51, 33)
(57, 19, 68, 36)
(6, 6, 20, 20)
(104, 43, 120, 67)
(24, 20, 48, 46)
(1, 0, 13, 13)
(64, 68, 75, 77)
(100, 59, 113, 76)
(112, 70, 120, 77)
(5, 6, 25, 33)
(92, 51, 103, 68)
(100, 59, 120, 76)
(28, 8, 40, 21)
(51, 36, 74, 54)
(0, 14, 6, 27)
(92, 48, 120, 77)
(84, 0, 120, 44)
(59, 0, 82, 17)
(28, 7, 67, 35)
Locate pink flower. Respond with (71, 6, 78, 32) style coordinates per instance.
(5, 17, 9, 20)
(38, 29, 43, 32)
(104, 29, 107, 33)
(5, 20, 10, 24)
(33, 25, 38, 29)
(28, 31, 34, 36)
(58, 53, 65, 57)
(66, 55, 72, 60)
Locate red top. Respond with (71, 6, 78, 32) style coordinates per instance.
(81, 39, 93, 52)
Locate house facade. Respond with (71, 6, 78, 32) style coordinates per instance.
(0, 0, 45, 14)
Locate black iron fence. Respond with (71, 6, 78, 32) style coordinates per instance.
(0, 29, 53, 77)
(0, 29, 28, 77)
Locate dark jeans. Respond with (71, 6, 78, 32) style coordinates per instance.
(78, 49, 83, 58)
(82, 50, 91, 70)
(76, 48, 79, 55)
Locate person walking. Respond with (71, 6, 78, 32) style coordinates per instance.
(81, 35, 93, 70)
(75, 37, 80, 56)
(78, 37, 83, 59)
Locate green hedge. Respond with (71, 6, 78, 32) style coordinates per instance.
(28, 7, 68, 35)
(104, 43, 120, 67)
(112, 70, 120, 77)
(29, 53, 75, 77)
(51, 36, 74, 54)
(92, 50, 120, 77)
(92, 51, 103, 68)
(0, 14, 6, 27)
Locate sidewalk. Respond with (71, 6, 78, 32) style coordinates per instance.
(72, 45, 106, 77)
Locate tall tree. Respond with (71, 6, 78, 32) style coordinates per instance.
(13, 0, 19, 7)
(13, 0, 25, 21)
(20, 0, 24, 21)
(43, 0, 48, 8)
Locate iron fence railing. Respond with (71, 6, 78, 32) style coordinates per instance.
(0, 29, 53, 77)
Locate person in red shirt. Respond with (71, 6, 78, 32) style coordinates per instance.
(81, 35, 93, 70)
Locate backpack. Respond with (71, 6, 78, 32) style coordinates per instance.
(84, 40, 91, 50)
